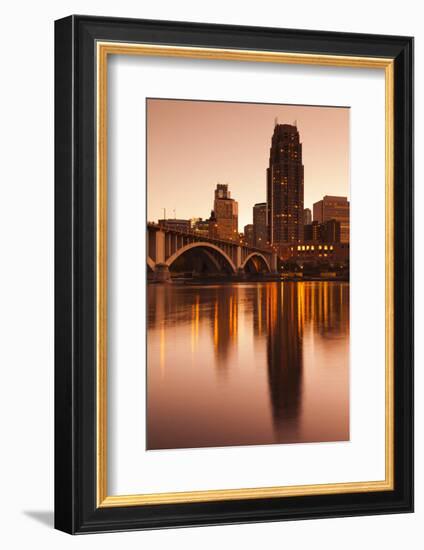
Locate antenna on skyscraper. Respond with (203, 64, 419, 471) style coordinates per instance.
(294, 119, 297, 127)
(274, 116, 278, 127)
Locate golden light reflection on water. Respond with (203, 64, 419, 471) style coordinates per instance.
(147, 281, 349, 450)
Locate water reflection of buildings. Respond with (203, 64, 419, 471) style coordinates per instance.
(148, 285, 238, 377)
(252, 282, 349, 440)
(297, 281, 349, 339)
(265, 283, 303, 439)
(210, 289, 238, 377)
(148, 281, 349, 444)
(253, 285, 268, 338)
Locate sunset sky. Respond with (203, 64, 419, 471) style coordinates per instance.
(147, 99, 350, 230)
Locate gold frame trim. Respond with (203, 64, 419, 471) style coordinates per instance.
(96, 42, 394, 508)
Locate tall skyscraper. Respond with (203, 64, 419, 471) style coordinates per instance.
(313, 195, 349, 243)
(213, 184, 238, 241)
(267, 123, 304, 247)
(253, 202, 268, 248)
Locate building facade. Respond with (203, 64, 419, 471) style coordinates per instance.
(253, 202, 268, 249)
(208, 211, 219, 239)
(243, 224, 255, 247)
(304, 221, 323, 242)
(304, 219, 341, 243)
(280, 242, 349, 265)
(213, 184, 238, 241)
(158, 218, 191, 232)
(322, 219, 341, 243)
(303, 207, 312, 225)
(313, 195, 350, 243)
(267, 123, 304, 247)
(192, 217, 210, 237)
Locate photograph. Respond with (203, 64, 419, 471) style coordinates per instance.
(146, 98, 350, 450)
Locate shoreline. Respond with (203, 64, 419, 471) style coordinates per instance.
(148, 276, 349, 285)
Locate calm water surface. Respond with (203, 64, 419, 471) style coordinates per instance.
(147, 281, 349, 450)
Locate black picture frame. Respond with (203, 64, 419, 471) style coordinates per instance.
(55, 15, 414, 534)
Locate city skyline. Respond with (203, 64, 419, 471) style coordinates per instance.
(147, 98, 350, 452)
(147, 98, 350, 230)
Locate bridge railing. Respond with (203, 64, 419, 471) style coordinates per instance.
(147, 222, 275, 255)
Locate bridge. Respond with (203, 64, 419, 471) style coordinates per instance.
(147, 223, 278, 281)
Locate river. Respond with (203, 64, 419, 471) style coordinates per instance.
(147, 281, 349, 450)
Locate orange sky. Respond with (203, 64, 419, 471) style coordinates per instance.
(147, 99, 350, 230)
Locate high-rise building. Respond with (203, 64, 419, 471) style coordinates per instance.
(244, 224, 254, 246)
(303, 208, 312, 225)
(213, 184, 238, 241)
(322, 219, 341, 243)
(304, 221, 323, 242)
(253, 202, 268, 248)
(304, 219, 341, 243)
(313, 195, 349, 243)
(208, 210, 219, 239)
(267, 123, 304, 247)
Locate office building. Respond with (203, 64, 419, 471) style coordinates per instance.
(213, 184, 238, 241)
(244, 224, 255, 246)
(313, 195, 349, 243)
(304, 219, 341, 243)
(267, 123, 304, 247)
(253, 202, 268, 248)
(303, 208, 312, 225)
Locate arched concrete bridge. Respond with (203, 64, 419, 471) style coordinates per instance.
(147, 223, 278, 281)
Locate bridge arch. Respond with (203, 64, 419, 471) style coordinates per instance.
(165, 242, 237, 274)
(147, 256, 156, 272)
(240, 252, 271, 273)
(201, 249, 223, 272)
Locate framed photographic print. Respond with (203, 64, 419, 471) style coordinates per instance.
(54, 15, 414, 533)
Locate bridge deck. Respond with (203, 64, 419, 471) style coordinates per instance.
(147, 223, 274, 256)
